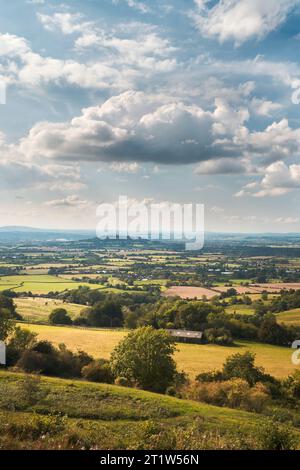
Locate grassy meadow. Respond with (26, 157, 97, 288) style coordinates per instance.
(277, 308, 300, 326)
(0, 274, 103, 294)
(17, 323, 298, 379)
(15, 298, 84, 323)
(1, 370, 292, 450)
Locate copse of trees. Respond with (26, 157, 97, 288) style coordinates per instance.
(74, 299, 123, 327)
(269, 289, 300, 313)
(49, 308, 72, 325)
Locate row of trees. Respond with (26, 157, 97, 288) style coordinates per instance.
(44, 287, 300, 347)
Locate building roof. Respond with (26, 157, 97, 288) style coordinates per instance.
(167, 329, 203, 339)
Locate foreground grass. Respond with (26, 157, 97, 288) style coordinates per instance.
(18, 323, 298, 378)
(0, 370, 297, 450)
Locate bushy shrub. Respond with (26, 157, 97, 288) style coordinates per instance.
(186, 378, 269, 412)
(196, 370, 224, 383)
(204, 327, 233, 345)
(16, 341, 93, 378)
(222, 352, 266, 386)
(282, 370, 300, 400)
(82, 359, 114, 384)
(6, 327, 38, 366)
(115, 376, 132, 387)
(257, 419, 297, 450)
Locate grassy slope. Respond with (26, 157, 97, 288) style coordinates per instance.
(18, 323, 298, 378)
(15, 297, 84, 322)
(277, 308, 300, 326)
(0, 370, 294, 450)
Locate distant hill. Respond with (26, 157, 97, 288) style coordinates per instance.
(0, 226, 95, 243)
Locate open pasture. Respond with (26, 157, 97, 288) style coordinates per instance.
(18, 323, 299, 379)
(15, 297, 84, 323)
(277, 308, 300, 326)
(224, 304, 255, 315)
(0, 274, 103, 294)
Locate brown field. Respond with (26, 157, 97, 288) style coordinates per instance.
(163, 286, 218, 300)
(166, 283, 300, 300)
(213, 286, 262, 294)
(252, 283, 300, 292)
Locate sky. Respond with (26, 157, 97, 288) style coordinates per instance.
(1, 0, 300, 232)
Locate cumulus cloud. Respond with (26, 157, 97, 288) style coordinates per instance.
(10, 89, 300, 172)
(0, 32, 126, 91)
(236, 161, 300, 198)
(193, 0, 300, 45)
(245, 119, 300, 164)
(0, 133, 83, 192)
(16, 91, 254, 165)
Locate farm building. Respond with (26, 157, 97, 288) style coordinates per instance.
(167, 329, 203, 344)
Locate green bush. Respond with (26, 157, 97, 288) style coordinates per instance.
(49, 308, 72, 325)
(82, 360, 115, 384)
(257, 419, 297, 450)
(114, 376, 132, 387)
(204, 327, 233, 345)
(186, 378, 269, 412)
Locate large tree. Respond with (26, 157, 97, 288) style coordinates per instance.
(111, 326, 177, 393)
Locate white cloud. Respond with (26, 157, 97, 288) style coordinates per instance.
(236, 161, 300, 198)
(16, 91, 253, 165)
(45, 195, 90, 208)
(37, 12, 177, 73)
(193, 0, 300, 45)
(0, 32, 126, 91)
(250, 98, 282, 117)
(109, 162, 141, 173)
(112, 0, 150, 14)
(275, 217, 300, 224)
(38, 13, 91, 35)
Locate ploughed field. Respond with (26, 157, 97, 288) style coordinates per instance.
(163, 283, 300, 300)
(18, 323, 298, 379)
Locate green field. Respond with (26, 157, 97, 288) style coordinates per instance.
(1, 370, 298, 450)
(225, 304, 255, 315)
(18, 323, 299, 379)
(15, 297, 84, 323)
(0, 274, 103, 294)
